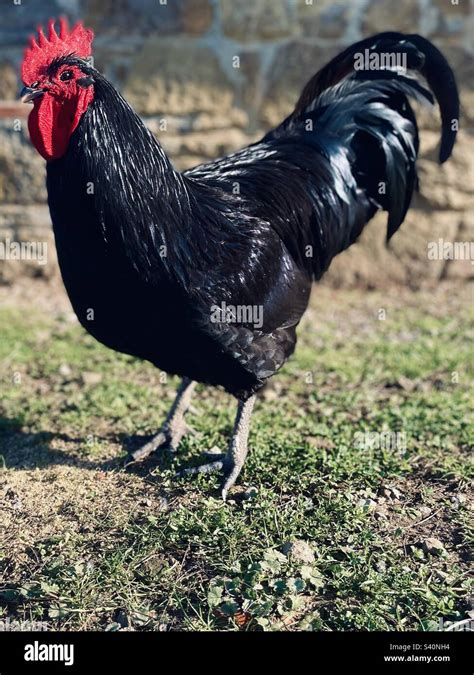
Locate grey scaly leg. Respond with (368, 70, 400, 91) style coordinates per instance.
(126, 378, 196, 464)
(179, 395, 256, 500)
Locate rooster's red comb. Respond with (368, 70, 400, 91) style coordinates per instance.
(22, 17, 94, 84)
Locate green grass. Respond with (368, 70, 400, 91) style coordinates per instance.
(0, 283, 472, 631)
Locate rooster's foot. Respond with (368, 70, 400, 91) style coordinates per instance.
(177, 395, 256, 500)
(124, 378, 196, 466)
(125, 420, 195, 466)
(176, 452, 248, 501)
(178, 457, 225, 477)
(176, 456, 236, 500)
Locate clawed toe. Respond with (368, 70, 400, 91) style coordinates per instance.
(124, 429, 170, 467)
(176, 455, 243, 501)
(125, 421, 196, 467)
(176, 459, 225, 478)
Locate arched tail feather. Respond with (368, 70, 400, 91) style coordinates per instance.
(291, 32, 459, 164)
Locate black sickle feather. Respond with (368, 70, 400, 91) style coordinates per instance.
(404, 34, 459, 162)
(290, 32, 459, 163)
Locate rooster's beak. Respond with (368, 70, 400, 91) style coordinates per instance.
(20, 86, 45, 103)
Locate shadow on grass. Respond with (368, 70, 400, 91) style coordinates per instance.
(0, 415, 173, 476)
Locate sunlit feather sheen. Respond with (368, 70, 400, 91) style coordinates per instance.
(45, 33, 458, 400)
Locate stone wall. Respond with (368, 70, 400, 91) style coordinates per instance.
(0, 0, 473, 286)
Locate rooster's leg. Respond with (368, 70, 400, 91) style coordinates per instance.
(179, 395, 256, 500)
(126, 378, 196, 464)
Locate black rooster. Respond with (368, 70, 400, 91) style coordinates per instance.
(21, 19, 459, 498)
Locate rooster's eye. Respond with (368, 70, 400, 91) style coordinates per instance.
(60, 70, 74, 82)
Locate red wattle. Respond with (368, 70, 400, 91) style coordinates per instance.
(28, 87, 93, 162)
